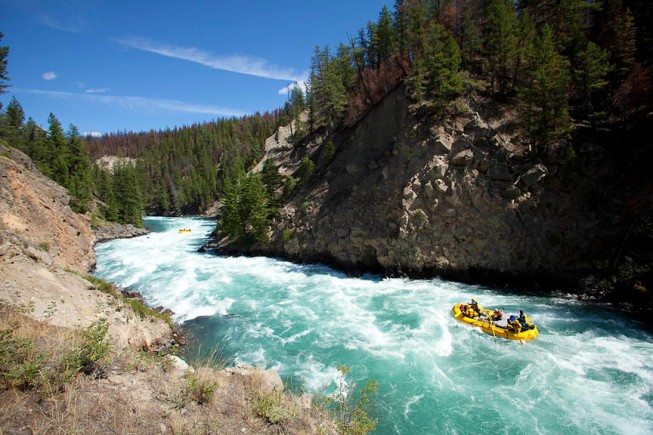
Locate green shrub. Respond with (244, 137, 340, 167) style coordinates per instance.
(297, 157, 315, 182)
(37, 242, 50, 252)
(252, 389, 299, 424)
(282, 228, 293, 242)
(322, 141, 336, 166)
(83, 274, 119, 297)
(282, 176, 297, 198)
(0, 326, 44, 389)
(183, 369, 219, 405)
(82, 275, 173, 328)
(59, 320, 110, 382)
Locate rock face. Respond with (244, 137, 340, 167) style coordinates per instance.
(0, 144, 171, 350)
(0, 145, 95, 273)
(239, 87, 651, 288)
(94, 223, 149, 243)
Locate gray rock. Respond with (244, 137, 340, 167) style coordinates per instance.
(519, 164, 548, 187)
(451, 149, 474, 167)
(166, 355, 194, 377)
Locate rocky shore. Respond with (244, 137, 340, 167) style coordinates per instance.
(94, 222, 150, 243)
(0, 143, 334, 433)
(221, 87, 652, 308)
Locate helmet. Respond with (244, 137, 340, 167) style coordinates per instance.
(472, 299, 477, 303)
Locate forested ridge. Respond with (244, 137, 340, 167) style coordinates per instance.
(217, 0, 653, 245)
(1, 0, 652, 233)
(85, 113, 282, 216)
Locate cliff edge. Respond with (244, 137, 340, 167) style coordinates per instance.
(233, 87, 653, 307)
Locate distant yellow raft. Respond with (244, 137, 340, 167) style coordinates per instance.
(452, 304, 538, 341)
(178, 229, 192, 233)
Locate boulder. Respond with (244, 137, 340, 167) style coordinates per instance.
(487, 163, 513, 181)
(450, 149, 474, 167)
(166, 355, 194, 377)
(519, 164, 548, 187)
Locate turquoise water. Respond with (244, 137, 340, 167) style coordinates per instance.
(94, 217, 653, 434)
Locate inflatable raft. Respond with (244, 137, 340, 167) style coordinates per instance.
(452, 303, 538, 341)
(178, 229, 192, 233)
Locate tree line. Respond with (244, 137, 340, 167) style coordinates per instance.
(84, 112, 281, 217)
(2, 0, 652, 240)
(220, 0, 652, 246)
(304, 0, 652, 148)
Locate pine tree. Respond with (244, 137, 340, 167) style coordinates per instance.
(521, 25, 571, 149)
(3, 96, 24, 149)
(485, 0, 519, 97)
(573, 41, 612, 116)
(460, 0, 481, 71)
(261, 159, 282, 199)
(424, 22, 463, 108)
(66, 124, 93, 213)
(0, 33, 8, 95)
(47, 113, 69, 182)
(220, 175, 244, 240)
(376, 6, 396, 64)
(112, 163, 144, 227)
(22, 118, 43, 159)
(242, 174, 270, 243)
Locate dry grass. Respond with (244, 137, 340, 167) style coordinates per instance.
(0, 305, 338, 434)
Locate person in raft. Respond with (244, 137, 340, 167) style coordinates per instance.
(507, 315, 522, 333)
(517, 310, 536, 330)
(460, 303, 475, 318)
(491, 308, 503, 321)
(463, 299, 480, 317)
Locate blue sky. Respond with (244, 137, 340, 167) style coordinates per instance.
(1, 0, 392, 135)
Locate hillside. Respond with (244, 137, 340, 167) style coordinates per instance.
(218, 86, 653, 309)
(0, 144, 335, 433)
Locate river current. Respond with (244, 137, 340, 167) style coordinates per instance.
(93, 217, 653, 434)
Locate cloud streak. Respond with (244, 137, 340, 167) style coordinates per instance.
(117, 36, 308, 83)
(85, 87, 109, 94)
(15, 88, 245, 117)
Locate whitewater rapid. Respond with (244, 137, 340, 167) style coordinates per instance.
(93, 217, 653, 434)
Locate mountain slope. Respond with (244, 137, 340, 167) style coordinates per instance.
(231, 87, 653, 306)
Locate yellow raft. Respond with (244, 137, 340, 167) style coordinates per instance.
(452, 304, 538, 341)
(178, 229, 192, 233)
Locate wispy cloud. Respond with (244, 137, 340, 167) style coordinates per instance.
(83, 131, 102, 137)
(4, 0, 89, 33)
(15, 88, 245, 117)
(42, 71, 58, 81)
(38, 11, 86, 33)
(116, 36, 308, 82)
(85, 87, 109, 94)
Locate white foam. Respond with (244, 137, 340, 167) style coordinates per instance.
(94, 217, 653, 434)
(403, 394, 423, 418)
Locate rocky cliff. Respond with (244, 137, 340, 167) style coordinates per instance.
(0, 143, 335, 433)
(0, 143, 171, 348)
(237, 87, 652, 303)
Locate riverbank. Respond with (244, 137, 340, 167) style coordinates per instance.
(0, 145, 337, 434)
(101, 216, 653, 434)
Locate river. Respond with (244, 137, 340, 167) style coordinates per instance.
(93, 217, 653, 434)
